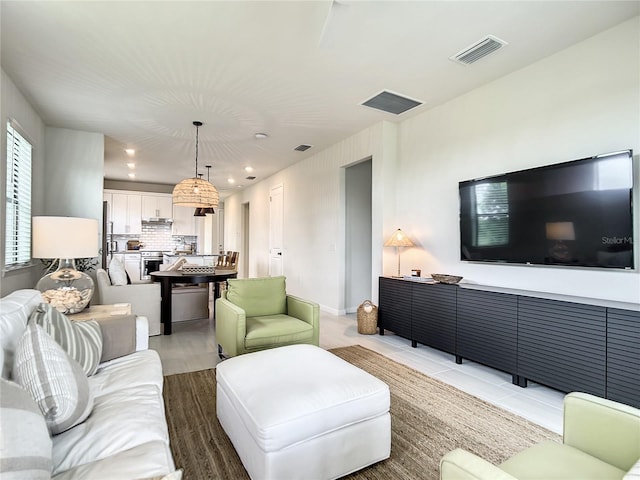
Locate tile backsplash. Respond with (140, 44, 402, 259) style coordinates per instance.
(110, 223, 197, 252)
(140, 223, 173, 251)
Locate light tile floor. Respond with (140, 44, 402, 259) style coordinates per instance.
(150, 310, 564, 434)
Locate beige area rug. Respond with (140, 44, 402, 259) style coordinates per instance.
(163, 345, 560, 479)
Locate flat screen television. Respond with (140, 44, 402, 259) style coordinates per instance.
(459, 150, 634, 269)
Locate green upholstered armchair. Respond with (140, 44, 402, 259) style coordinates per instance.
(440, 392, 640, 480)
(215, 276, 319, 358)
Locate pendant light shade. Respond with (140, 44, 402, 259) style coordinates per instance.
(173, 121, 219, 208)
(193, 165, 216, 215)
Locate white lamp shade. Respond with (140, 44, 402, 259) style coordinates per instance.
(32, 216, 99, 259)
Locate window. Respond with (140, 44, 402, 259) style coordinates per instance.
(473, 181, 509, 247)
(5, 120, 32, 269)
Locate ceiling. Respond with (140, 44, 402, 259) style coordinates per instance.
(2, 1, 638, 199)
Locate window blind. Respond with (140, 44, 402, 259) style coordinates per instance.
(5, 121, 32, 268)
(474, 181, 509, 247)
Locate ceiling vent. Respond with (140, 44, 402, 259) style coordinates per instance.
(450, 35, 507, 65)
(294, 144, 312, 152)
(361, 90, 422, 115)
(246, 176, 256, 180)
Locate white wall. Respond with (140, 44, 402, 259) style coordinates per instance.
(1, 69, 46, 295)
(44, 127, 104, 221)
(1, 71, 105, 296)
(224, 122, 398, 314)
(225, 17, 640, 309)
(397, 17, 639, 304)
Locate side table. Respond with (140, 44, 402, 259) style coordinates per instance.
(68, 303, 132, 321)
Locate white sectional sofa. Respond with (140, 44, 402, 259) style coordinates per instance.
(0, 289, 178, 479)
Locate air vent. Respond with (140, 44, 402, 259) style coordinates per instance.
(450, 35, 507, 65)
(246, 176, 256, 180)
(361, 90, 422, 115)
(294, 144, 312, 152)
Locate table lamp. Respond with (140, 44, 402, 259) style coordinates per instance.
(384, 228, 414, 277)
(32, 216, 99, 314)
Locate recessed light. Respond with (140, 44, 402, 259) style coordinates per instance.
(244, 166, 254, 173)
(228, 178, 235, 184)
(128, 172, 136, 179)
(125, 148, 135, 156)
(127, 162, 135, 169)
(254, 133, 268, 139)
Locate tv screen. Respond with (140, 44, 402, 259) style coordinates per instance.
(459, 150, 634, 269)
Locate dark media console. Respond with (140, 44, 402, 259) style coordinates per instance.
(378, 276, 640, 408)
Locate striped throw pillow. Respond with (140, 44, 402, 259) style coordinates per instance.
(0, 378, 52, 479)
(30, 303, 102, 376)
(14, 321, 94, 435)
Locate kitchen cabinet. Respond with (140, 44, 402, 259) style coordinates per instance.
(111, 193, 142, 234)
(142, 194, 173, 219)
(172, 205, 203, 236)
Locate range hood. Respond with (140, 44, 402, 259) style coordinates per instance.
(142, 217, 173, 224)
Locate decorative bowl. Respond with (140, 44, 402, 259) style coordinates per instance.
(431, 273, 463, 284)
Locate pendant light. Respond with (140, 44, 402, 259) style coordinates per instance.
(173, 121, 219, 208)
(193, 175, 207, 216)
(193, 165, 216, 216)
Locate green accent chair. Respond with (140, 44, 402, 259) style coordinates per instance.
(215, 276, 319, 358)
(440, 392, 640, 480)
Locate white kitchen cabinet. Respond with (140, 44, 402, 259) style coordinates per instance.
(142, 194, 173, 219)
(111, 193, 142, 234)
(172, 205, 203, 236)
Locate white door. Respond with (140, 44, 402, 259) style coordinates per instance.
(269, 185, 284, 276)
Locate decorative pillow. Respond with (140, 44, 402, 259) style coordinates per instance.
(0, 378, 52, 479)
(13, 321, 94, 435)
(108, 256, 128, 286)
(30, 303, 103, 376)
(624, 459, 640, 480)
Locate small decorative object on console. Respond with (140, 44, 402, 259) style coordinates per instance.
(431, 273, 463, 284)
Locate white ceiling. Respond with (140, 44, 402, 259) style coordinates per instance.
(2, 1, 638, 198)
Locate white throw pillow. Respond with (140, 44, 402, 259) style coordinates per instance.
(29, 303, 103, 376)
(108, 257, 128, 286)
(0, 378, 52, 479)
(14, 321, 94, 435)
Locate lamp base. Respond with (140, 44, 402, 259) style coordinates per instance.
(36, 259, 94, 314)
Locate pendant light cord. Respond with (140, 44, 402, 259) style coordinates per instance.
(194, 123, 199, 178)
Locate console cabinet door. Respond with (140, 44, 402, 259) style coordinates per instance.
(607, 308, 640, 408)
(411, 283, 457, 354)
(457, 289, 517, 375)
(518, 297, 606, 396)
(378, 277, 412, 340)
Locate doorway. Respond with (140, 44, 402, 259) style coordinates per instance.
(345, 158, 372, 313)
(269, 184, 284, 276)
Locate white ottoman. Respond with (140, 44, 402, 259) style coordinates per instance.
(216, 344, 391, 480)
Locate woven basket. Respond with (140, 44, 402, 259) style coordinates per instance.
(357, 300, 378, 335)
